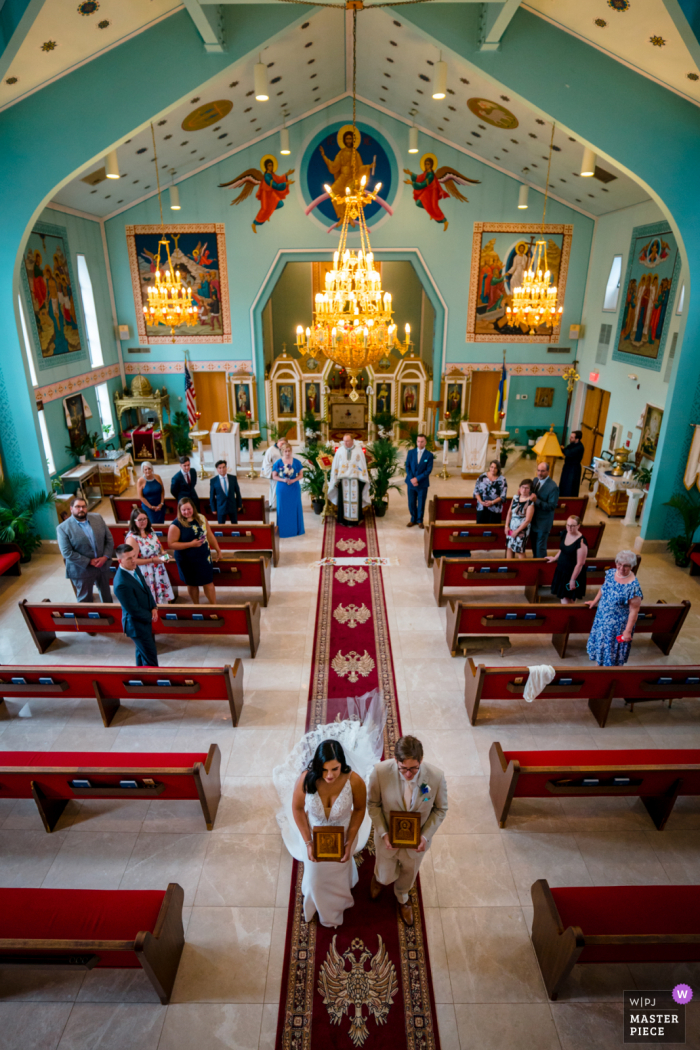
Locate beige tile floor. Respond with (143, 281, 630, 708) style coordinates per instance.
(1, 452, 700, 1049)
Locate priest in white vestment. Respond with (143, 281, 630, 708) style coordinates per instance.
(327, 434, 371, 526)
(261, 439, 284, 511)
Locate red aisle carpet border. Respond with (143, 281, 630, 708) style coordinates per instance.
(275, 511, 441, 1050)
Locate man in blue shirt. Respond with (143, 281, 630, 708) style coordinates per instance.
(56, 497, 114, 602)
(404, 435, 434, 529)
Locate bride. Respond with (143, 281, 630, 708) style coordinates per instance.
(273, 690, 387, 928)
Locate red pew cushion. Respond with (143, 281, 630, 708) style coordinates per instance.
(0, 888, 166, 967)
(552, 886, 700, 963)
(691, 552, 700, 566)
(0, 751, 207, 768)
(0, 552, 20, 575)
(505, 749, 700, 767)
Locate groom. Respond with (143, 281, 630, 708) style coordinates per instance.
(368, 735, 448, 926)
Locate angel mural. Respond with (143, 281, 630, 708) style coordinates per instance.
(403, 153, 480, 231)
(219, 155, 294, 233)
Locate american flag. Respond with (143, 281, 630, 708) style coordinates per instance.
(184, 362, 197, 427)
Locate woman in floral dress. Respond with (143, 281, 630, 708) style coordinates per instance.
(505, 479, 534, 559)
(474, 460, 507, 523)
(125, 508, 174, 605)
(586, 550, 643, 666)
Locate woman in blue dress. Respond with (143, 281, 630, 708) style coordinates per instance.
(137, 461, 166, 524)
(273, 443, 305, 538)
(586, 550, 643, 666)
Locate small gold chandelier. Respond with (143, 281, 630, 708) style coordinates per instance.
(143, 124, 197, 340)
(506, 125, 565, 336)
(294, 10, 411, 401)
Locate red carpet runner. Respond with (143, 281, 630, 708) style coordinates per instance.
(275, 512, 441, 1050)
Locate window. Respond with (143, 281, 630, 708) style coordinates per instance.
(76, 254, 104, 366)
(676, 283, 685, 315)
(17, 295, 38, 386)
(602, 254, 622, 311)
(95, 382, 114, 440)
(37, 408, 55, 474)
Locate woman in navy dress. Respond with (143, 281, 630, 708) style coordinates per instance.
(586, 550, 643, 666)
(547, 515, 587, 603)
(273, 444, 305, 538)
(137, 461, 166, 524)
(167, 497, 222, 604)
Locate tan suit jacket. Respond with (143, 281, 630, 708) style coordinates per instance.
(368, 759, 448, 846)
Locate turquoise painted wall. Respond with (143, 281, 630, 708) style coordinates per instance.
(505, 375, 567, 438)
(572, 199, 683, 459)
(104, 98, 594, 396)
(270, 262, 313, 360)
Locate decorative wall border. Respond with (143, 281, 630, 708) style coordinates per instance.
(123, 360, 253, 375)
(444, 363, 568, 376)
(35, 363, 121, 404)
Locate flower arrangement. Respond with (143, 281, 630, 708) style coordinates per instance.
(419, 782, 431, 800)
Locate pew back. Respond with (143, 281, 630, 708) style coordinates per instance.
(19, 599, 261, 657)
(111, 495, 268, 524)
(165, 554, 271, 606)
(446, 599, 689, 658)
(428, 495, 588, 524)
(109, 523, 279, 566)
(424, 521, 605, 566)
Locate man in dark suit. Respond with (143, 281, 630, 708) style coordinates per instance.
(170, 456, 199, 510)
(404, 434, 434, 529)
(113, 544, 159, 666)
(209, 459, 243, 524)
(529, 461, 560, 557)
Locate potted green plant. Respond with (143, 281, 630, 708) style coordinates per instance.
(163, 410, 194, 458)
(366, 437, 402, 516)
(302, 409, 322, 443)
(445, 408, 468, 451)
(664, 490, 700, 568)
(64, 433, 94, 464)
(634, 465, 653, 491)
(0, 476, 57, 563)
(401, 429, 436, 452)
(299, 442, 334, 514)
(499, 435, 515, 469)
(372, 411, 399, 439)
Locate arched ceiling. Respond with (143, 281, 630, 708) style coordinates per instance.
(48, 5, 650, 220)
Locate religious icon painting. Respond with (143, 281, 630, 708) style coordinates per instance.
(637, 404, 664, 461)
(277, 383, 296, 417)
(304, 381, 321, 416)
(126, 223, 231, 344)
(467, 222, 573, 343)
(375, 381, 393, 416)
(21, 221, 87, 370)
(612, 220, 681, 372)
(401, 383, 419, 418)
(64, 393, 88, 448)
(445, 381, 464, 417)
(403, 152, 480, 231)
(302, 122, 396, 230)
(218, 154, 294, 234)
(233, 382, 253, 419)
(466, 98, 519, 129)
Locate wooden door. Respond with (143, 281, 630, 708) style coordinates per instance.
(193, 372, 229, 435)
(468, 371, 502, 432)
(580, 385, 610, 464)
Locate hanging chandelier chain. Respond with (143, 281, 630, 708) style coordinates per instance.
(541, 121, 555, 233)
(150, 122, 165, 232)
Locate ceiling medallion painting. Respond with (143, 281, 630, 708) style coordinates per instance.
(467, 98, 519, 129)
(78, 1, 100, 14)
(607, 0, 630, 9)
(182, 100, 233, 131)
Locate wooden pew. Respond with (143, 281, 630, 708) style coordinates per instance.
(19, 598, 261, 658)
(446, 598, 689, 658)
(531, 879, 700, 1000)
(432, 555, 640, 606)
(428, 495, 588, 524)
(489, 741, 700, 829)
(464, 659, 700, 727)
(109, 522, 279, 566)
(424, 521, 605, 566)
(165, 554, 272, 606)
(0, 662, 244, 727)
(110, 494, 268, 524)
(0, 542, 21, 580)
(0, 746, 221, 831)
(0, 883, 185, 1004)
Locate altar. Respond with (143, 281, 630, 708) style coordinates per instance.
(328, 393, 368, 440)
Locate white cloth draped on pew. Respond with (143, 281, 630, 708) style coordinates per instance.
(524, 665, 556, 702)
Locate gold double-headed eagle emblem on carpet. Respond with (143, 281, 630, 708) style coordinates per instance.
(334, 567, 368, 587)
(331, 650, 375, 683)
(318, 935, 398, 1047)
(336, 537, 366, 553)
(333, 603, 371, 629)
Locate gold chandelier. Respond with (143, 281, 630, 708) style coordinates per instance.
(294, 11, 411, 401)
(506, 125, 565, 336)
(143, 124, 197, 339)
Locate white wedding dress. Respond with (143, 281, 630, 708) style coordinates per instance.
(273, 690, 387, 928)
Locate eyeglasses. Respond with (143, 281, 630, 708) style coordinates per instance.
(397, 762, 420, 773)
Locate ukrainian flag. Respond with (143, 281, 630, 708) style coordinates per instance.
(494, 363, 507, 424)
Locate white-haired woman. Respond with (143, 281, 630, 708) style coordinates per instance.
(585, 550, 643, 666)
(137, 461, 166, 525)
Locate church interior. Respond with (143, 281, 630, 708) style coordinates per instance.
(2, 0, 700, 1047)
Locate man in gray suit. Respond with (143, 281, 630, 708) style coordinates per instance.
(56, 497, 114, 602)
(368, 735, 448, 926)
(529, 461, 560, 558)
